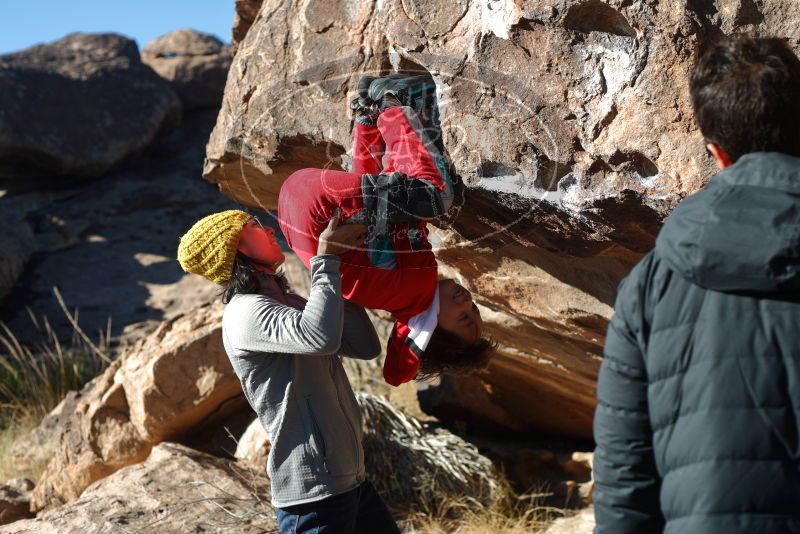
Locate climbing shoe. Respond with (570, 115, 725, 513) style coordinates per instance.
(351, 75, 380, 125)
(350, 96, 379, 126)
(367, 74, 437, 112)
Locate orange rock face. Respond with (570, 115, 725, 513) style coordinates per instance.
(204, 0, 800, 438)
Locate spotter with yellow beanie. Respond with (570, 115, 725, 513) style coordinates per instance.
(177, 209, 401, 533)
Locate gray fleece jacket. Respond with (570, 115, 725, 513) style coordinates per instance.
(221, 255, 381, 508)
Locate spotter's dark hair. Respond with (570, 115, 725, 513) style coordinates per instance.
(690, 35, 800, 162)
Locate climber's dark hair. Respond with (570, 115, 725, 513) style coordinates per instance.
(417, 327, 496, 381)
(690, 35, 800, 162)
(220, 252, 290, 304)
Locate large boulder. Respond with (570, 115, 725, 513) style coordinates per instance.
(0, 33, 181, 179)
(203, 0, 800, 438)
(4, 443, 276, 533)
(142, 29, 233, 111)
(30, 300, 247, 511)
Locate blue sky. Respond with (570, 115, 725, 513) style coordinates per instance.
(0, 1, 234, 54)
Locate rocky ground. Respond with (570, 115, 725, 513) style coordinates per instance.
(5, 442, 280, 533)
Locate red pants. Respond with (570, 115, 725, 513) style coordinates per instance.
(278, 106, 445, 320)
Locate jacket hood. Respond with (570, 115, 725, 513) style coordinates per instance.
(656, 152, 800, 293)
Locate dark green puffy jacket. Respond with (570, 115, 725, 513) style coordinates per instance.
(593, 152, 800, 534)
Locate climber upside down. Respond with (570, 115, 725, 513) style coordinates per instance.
(278, 74, 496, 385)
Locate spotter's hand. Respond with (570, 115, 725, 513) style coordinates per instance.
(317, 209, 368, 256)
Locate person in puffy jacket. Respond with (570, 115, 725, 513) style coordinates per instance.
(593, 36, 800, 534)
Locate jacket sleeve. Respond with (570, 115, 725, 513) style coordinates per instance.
(593, 268, 664, 534)
(224, 255, 344, 356)
(339, 300, 381, 360)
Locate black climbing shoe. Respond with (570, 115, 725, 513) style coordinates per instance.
(357, 75, 378, 103)
(368, 74, 437, 111)
(351, 75, 380, 125)
(350, 96, 379, 126)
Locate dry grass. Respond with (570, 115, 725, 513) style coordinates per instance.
(399, 494, 575, 533)
(0, 411, 45, 481)
(0, 287, 112, 480)
(0, 287, 110, 424)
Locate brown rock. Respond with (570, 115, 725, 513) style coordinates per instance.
(203, 0, 800, 437)
(0, 33, 181, 178)
(142, 29, 233, 111)
(234, 418, 270, 471)
(30, 300, 247, 511)
(0, 197, 35, 300)
(544, 506, 595, 534)
(3, 442, 276, 533)
(358, 393, 506, 512)
(0, 478, 34, 525)
(232, 0, 265, 47)
(0, 191, 88, 300)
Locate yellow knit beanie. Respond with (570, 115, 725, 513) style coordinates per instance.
(177, 210, 253, 284)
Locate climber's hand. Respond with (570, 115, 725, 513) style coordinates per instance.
(317, 209, 367, 256)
